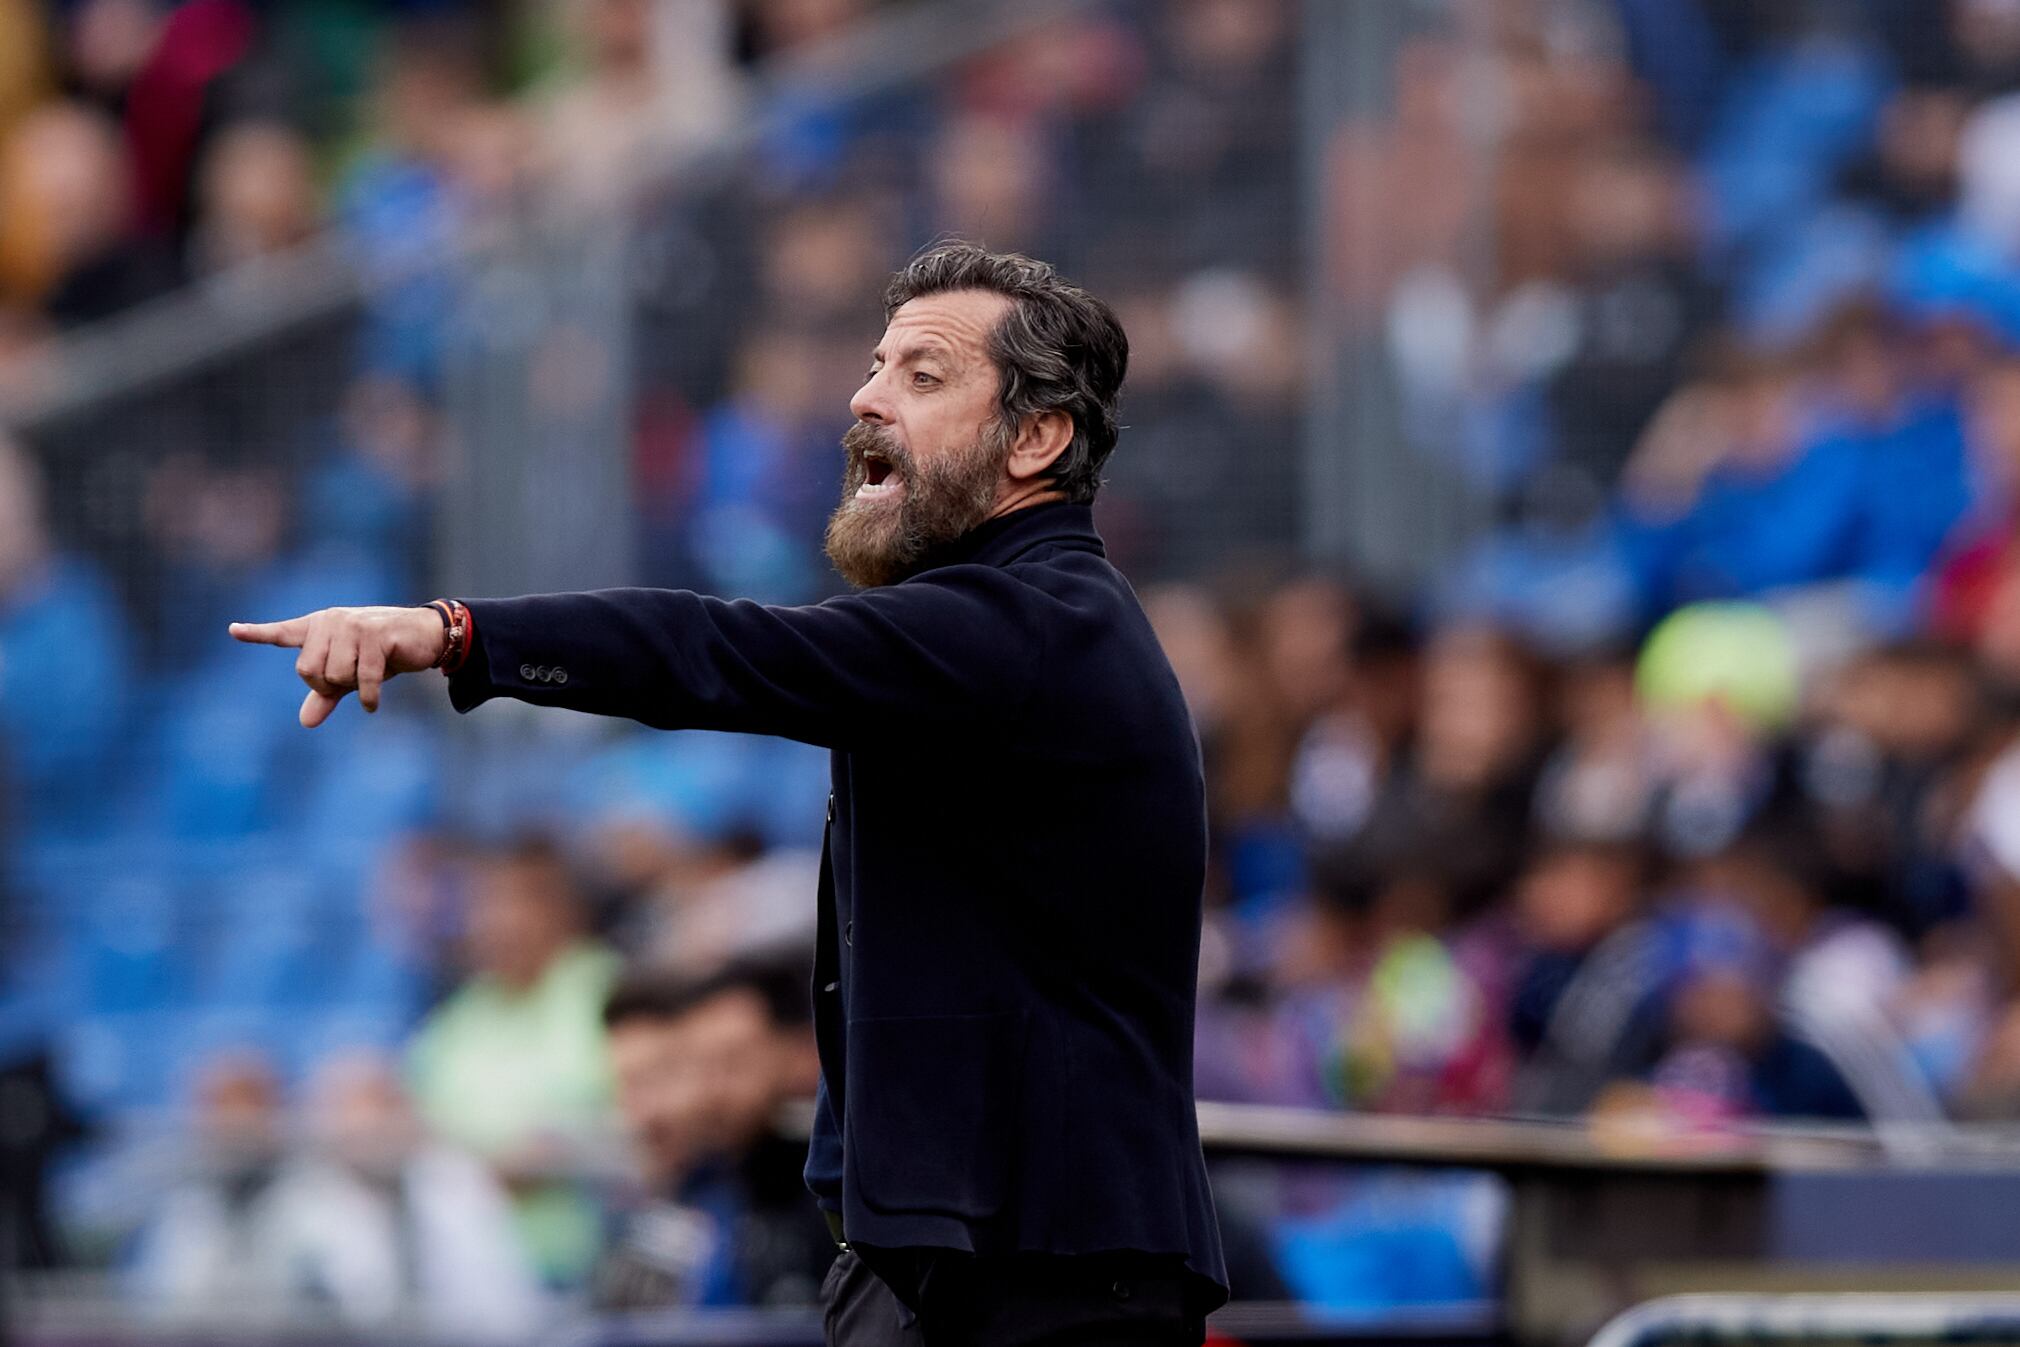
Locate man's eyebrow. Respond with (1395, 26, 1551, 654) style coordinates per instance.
(872, 341, 960, 367)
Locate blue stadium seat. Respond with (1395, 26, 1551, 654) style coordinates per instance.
(70, 876, 186, 1017)
(195, 868, 338, 1009)
(57, 1013, 179, 1115)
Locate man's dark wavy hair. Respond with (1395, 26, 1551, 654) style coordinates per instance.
(883, 242, 1129, 505)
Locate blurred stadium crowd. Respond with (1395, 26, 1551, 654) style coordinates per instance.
(7, 0, 2020, 1333)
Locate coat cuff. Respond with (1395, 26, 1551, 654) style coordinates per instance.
(445, 598, 497, 713)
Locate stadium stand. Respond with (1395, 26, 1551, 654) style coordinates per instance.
(7, 0, 2020, 1342)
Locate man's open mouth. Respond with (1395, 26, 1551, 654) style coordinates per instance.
(856, 450, 903, 499)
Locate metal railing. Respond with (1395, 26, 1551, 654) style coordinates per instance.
(1193, 1102, 2020, 1172)
(1588, 1295, 2020, 1347)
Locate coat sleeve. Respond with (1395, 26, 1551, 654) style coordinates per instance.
(445, 568, 1046, 750)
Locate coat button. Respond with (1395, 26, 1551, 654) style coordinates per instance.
(553, 669, 568, 685)
(1111, 1280, 1131, 1301)
(844, 920, 853, 946)
(826, 793, 835, 823)
(823, 981, 838, 994)
(519, 664, 535, 679)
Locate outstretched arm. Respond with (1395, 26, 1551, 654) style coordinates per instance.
(443, 575, 1043, 749)
(231, 570, 1044, 749)
(228, 605, 447, 727)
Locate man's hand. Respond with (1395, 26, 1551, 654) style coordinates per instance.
(228, 605, 448, 727)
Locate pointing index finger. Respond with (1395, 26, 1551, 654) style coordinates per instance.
(229, 618, 309, 648)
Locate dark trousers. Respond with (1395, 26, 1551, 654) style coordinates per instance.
(821, 1249, 1203, 1347)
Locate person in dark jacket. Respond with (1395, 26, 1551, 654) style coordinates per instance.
(595, 959, 837, 1311)
(231, 243, 1229, 1345)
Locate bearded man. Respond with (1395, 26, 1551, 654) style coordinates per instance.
(231, 243, 1228, 1346)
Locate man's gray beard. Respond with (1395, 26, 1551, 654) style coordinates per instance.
(824, 421, 1010, 588)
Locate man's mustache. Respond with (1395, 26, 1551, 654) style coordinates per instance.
(842, 422, 913, 478)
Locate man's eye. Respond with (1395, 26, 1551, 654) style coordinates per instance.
(912, 371, 938, 387)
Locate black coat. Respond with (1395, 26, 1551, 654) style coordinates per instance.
(449, 501, 1227, 1306)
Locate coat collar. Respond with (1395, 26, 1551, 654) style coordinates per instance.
(909, 500, 1105, 575)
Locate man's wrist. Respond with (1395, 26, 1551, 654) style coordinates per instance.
(421, 599, 475, 674)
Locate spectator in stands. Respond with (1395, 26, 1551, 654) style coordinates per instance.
(1629, 911, 1867, 1124)
(1257, 575, 1360, 761)
(1140, 583, 1243, 765)
(241, 1052, 541, 1340)
(1600, 829, 1931, 1128)
(1804, 304, 1972, 626)
(1506, 838, 1664, 1116)
(1349, 624, 1546, 923)
(592, 958, 833, 1311)
(187, 121, 319, 275)
(1328, 845, 1510, 1115)
(1837, 83, 1970, 232)
(119, 0, 297, 241)
(1619, 341, 1868, 614)
(1533, 650, 1658, 844)
(1545, 137, 1718, 494)
(1634, 602, 1796, 861)
(679, 324, 863, 603)
(924, 112, 1057, 261)
(1797, 641, 1983, 935)
(755, 195, 891, 329)
(130, 1050, 289, 1311)
(1437, 461, 1645, 655)
(1892, 92, 2020, 352)
(534, 0, 738, 211)
(1108, 0, 1295, 279)
(1708, 820, 1945, 1122)
(1092, 275, 1299, 576)
(301, 373, 442, 596)
(1186, 588, 1306, 909)
(59, 0, 158, 122)
(1283, 588, 1418, 853)
(133, 1050, 542, 1337)
(336, 20, 495, 383)
(1895, 0, 2020, 99)
(409, 838, 618, 1285)
(0, 101, 178, 328)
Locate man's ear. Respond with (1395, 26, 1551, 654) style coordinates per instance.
(1005, 410, 1073, 483)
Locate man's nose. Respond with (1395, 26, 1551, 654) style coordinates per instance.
(849, 373, 891, 424)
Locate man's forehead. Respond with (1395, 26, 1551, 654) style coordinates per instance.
(880, 289, 1012, 356)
